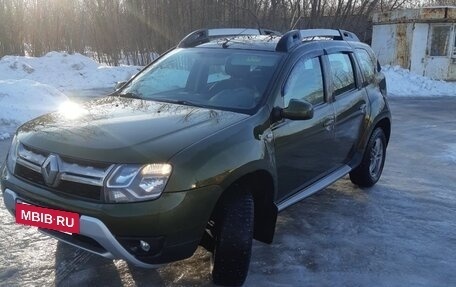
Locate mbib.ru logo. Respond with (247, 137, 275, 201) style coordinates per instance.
(16, 203, 80, 234)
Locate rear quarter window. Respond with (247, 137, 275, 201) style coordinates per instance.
(328, 53, 356, 96)
(355, 49, 376, 84)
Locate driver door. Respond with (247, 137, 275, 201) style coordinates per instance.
(272, 55, 338, 201)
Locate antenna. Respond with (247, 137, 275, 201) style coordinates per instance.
(222, 3, 262, 33)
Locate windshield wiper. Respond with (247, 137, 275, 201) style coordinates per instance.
(151, 98, 197, 106)
(120, 92, 141, 99)
(152, 98, 213, 109)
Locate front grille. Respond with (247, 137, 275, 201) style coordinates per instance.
(15, 164, 46, 185)
(58, 181, 102, 200)
(14, 143, 113, 202)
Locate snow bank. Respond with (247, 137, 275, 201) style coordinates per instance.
(0, 52, 143, 139)
(0, 51, 142, 92)
(0, 79, 68, 138)
(383, 65, 456, 97)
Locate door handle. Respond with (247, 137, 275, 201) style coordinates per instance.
(262, 130, 274, 142)
(360, 104, 367, 114)
(323, 118, 334, 131)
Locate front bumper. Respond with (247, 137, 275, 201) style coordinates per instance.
(1, 167, 222, 267)
(4, 188, 160, 267)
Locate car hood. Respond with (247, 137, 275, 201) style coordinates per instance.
(17, 96, 249, 163)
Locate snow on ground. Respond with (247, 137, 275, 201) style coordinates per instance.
(0, 52, 455, 140)
(0, 52, 142, 139)
(382, 65, 456, 97)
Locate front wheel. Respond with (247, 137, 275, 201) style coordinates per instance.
(211, 189, 254, 286)
(350, 128, 387, 187)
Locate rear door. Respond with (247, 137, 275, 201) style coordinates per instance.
(326, 51, 369, 165)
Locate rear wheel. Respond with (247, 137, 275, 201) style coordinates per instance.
(350, 128, 387, 187)
(211, 189, 254, 286)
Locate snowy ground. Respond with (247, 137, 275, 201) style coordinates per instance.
(0, 52, 455, 140)
(0, 97, 455, 286)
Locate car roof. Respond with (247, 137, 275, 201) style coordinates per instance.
(197, 35, 282, 51)
(178, 28, 363, 53)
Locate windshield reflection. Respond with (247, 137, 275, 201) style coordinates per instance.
(120, 48, 281, 114)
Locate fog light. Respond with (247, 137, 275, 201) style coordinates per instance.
(140, 240, 150, 252)
(118, 236, 164, 257)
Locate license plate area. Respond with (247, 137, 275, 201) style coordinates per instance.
(15, 202, 80, 234)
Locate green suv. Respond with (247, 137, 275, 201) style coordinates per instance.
(1, 28, 391, 286)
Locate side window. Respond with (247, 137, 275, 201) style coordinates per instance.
(355, 49, 376, 84)
(283, 57, 324, 106)
(328, 53, 356, 96)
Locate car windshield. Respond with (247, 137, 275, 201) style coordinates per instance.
(120, 48, 282, 113)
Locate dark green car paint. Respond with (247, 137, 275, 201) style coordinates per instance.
(1, 36, 391, 265)
(17, 97, 250, 165)
(2, 168, 222, 263)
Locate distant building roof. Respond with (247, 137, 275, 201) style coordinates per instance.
(373, 6, 456, 24)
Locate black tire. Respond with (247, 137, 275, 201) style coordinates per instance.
(211, 189, 254, 286)
(350, 128, 387, 187)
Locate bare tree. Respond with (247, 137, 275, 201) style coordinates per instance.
(0, 0, 429, 64)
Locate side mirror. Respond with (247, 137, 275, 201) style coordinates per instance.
(281, 99, 314, 120)
(115, 81, 126, 91)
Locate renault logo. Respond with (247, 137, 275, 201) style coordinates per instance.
(41, 154, 60, 187)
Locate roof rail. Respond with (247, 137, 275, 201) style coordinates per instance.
(338, 29, 360, 41)
(178, 28, 280, 48)
(276, 30, 301, 52)
(260, 28, 282, 36)
(300, 29, 360, 41)
(276, 28, 360, 52)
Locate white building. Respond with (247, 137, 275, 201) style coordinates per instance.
(372, 6, 456, 81)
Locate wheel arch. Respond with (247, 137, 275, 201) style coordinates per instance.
(374, 117, 391, 144)
(351, 113, 391, 169)
(214, 169, 278, 244)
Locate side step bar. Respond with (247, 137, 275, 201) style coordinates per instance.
(277, 165, 351, 211)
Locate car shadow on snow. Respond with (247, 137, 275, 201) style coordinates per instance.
(53, 241, 216, 286)
(51, 177, 370, 286)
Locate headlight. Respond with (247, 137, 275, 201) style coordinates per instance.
(104, 163, 172, 203)
(6, 135, 19, 173)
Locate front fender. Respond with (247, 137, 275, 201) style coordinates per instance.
(165, 107, 276, 195)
